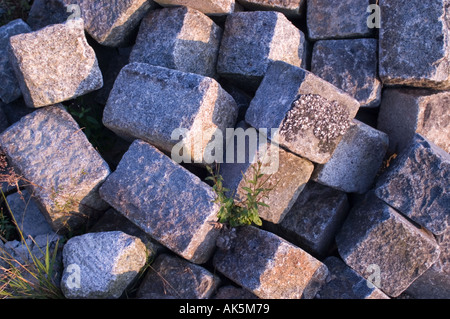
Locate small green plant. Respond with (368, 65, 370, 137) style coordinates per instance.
(0, 207, 16, 242)
(0, 0, 31, 26)
(0, 191, 64, 299)
(206, 161, 275, 228)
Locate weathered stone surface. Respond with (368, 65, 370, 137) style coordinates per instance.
(336, 193, 441, 297)
(103, 62, 238, 165)
(2, 233, 62, 270)
(99, 140, 221, 264)
(220, 122, 314, 224)
(6, 190, 55, 238)
(130, 7, 222, 78)
(312, 120, 389, 194)
(137, 253, 220, 299)
(61, 231, 147, 299)
(265, 181, 349, 257)
(217, 11, 307, 91)
(0, 105, 111, 233)
(212, 285, 258, 299)
(89, 208, 163, 257)
(27, 0, 70, 31)
(154, 0, 236, 15)
(311, 39, 382, 107)
(237, 0, 305, 17)
(213, 226, 329, 299)
(8, 19, 103, 108)
(0, 19, 31, 104)
(245, 61, 360, 164)
(377, 89, 450, 154)
(379, 0, 450, 89)
(406, 228, 450, 299)
(316, 257, 390, 299)
(307, 0, 374, 40)
(374, 134, 449, 235)
(61, 0, 157, 46)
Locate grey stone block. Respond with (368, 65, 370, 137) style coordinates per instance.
(103, 62, 238, 165)
(89, 208, 163, 258)
(137, 253, 221, 299)
(220, 122, 314, 224)
(245, 61, 360, 164)
(217, 11, 307, 91)
(6, 190, 55, 238)
(61, 0, 157, 47)
(0, 106, 9, 133)
(8, 19, 103, 108)
(0, 105, 111, 233)
(99, 140, 221, 264)
(212, 285, 258, 299)
(316, 257, 390, 299)
(61, 231, 148, 299)
(336, 193, 441, 297)
(377, 88, 450, 154)
(406, 228, 450, 299)
(0, 19, 31, 104)
(27, 0, 70, 31)
(312, 120, 389, 194)
(311, 39, 382, 107)
(213, 226, 329, 299)
(130, 7, 222, 78)
(374, 134, 449, 235)
(307, 0, 374, 40)
(265, 181, 349, 257)
(379, 0, 450, 89)
(154, 0, 237, 15)
(237, 0, 305, 18)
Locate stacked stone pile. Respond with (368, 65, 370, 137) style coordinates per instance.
(0, 0, 448, 299)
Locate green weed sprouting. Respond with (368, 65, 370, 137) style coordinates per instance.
(0, 191, 64, 299)
(206, 161, 275, 228)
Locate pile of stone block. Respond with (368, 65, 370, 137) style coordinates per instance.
(0, 0, 448, 300)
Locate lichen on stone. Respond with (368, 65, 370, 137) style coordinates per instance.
(280, 94, 351, 151)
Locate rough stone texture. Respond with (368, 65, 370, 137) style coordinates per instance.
(89, 208, 163, 258)
(237, 0, 305, 17)
(220, 122, 314, 224)
(217, 11, 307, 91)
(213, 226, 329, 299)
(0, 105, 111, 233)
(154, 0, 236, 15)
(103, 62, 238, 165)
(137, 253, 221, 299)
(130, 7, 222, 78)
(265, 181, 349, 257)
(307, 0, 374, 40)
(99, 140, 221, 264)
(374, 134, 450, 235)
(336, 193, 441, 297)
(61, 0, 157, 46)
(6, 190, 56, 238)
(379, 0, 450, 89)
(406, 228, 450, 299)
(377, 89, 450, 155)
(245, 61, 360, 164)
(212, 285, 258, 299)
(2, 233, 62, 270)
(27, 0, 70, 31)
(312, 120, 389, 194)
(8, 19, 103, 108)
(61, 231, 148, 299)
(311, 39, 382, 107)
(316, 257, 390, 299)
(0, 19, 31, 104)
